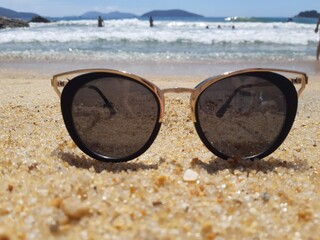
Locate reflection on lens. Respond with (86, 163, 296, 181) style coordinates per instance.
(71, 77, 159, 158)
(196, 75, 287, 158)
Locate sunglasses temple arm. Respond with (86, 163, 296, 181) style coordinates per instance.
(216, 83, 256, 118)
(51, 77, 67, 97)
(216, 82, 273, 118)
(87, 85, 117, 115)
(216, 73, 307, 118)
(288, 76, 308, 97)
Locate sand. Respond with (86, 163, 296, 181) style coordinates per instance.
(0, 66, 319, 239)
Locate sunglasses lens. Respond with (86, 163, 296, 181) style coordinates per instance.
(196, 72, 294, 159)
(63, 73, 160, 161)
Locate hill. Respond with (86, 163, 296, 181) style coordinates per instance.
(81, 11, 137, 19)
(0, 6, 38, 20)
(141, 9, 203, 18)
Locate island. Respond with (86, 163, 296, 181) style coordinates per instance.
(295, 10, 320, 18)
(141, 9, 203, 18)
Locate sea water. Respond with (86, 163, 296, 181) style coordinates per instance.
(0, 17, 319, 75)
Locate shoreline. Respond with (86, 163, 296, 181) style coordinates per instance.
(1, 58, 320, 79)
(0, 65, 320, 239)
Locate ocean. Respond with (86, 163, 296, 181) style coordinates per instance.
(0, 17, 319, 75)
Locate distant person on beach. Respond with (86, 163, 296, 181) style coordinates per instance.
(315, 16, 320, 61)
(98, 16, 104, 27)
(149, 16, 154, 27)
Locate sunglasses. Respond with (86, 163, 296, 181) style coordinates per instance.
(51, 68, 307, 163)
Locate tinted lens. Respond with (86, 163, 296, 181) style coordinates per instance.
(196, 73, 289, 159)
(67, 74, 160, 160)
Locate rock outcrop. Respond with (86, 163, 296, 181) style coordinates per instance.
(29, 16, 50, 23)
(0, 17, 29, 29)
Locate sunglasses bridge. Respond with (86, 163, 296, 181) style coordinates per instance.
(159, 87, 197, 123)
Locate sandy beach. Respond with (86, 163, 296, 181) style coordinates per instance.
(0, 63, 320, 239)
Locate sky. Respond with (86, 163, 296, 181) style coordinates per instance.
(1, 0, 320, 18)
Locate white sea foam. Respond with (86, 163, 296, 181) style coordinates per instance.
(0, 18, 318, 62)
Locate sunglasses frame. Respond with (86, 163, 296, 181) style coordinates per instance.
(51, 68, 308, 162)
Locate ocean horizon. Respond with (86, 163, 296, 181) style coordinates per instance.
(1, 16, 320, 76)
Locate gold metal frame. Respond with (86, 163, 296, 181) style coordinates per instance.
(51, 68, 308, 123)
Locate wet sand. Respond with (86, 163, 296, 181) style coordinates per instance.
(0, 66, 319, 239)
